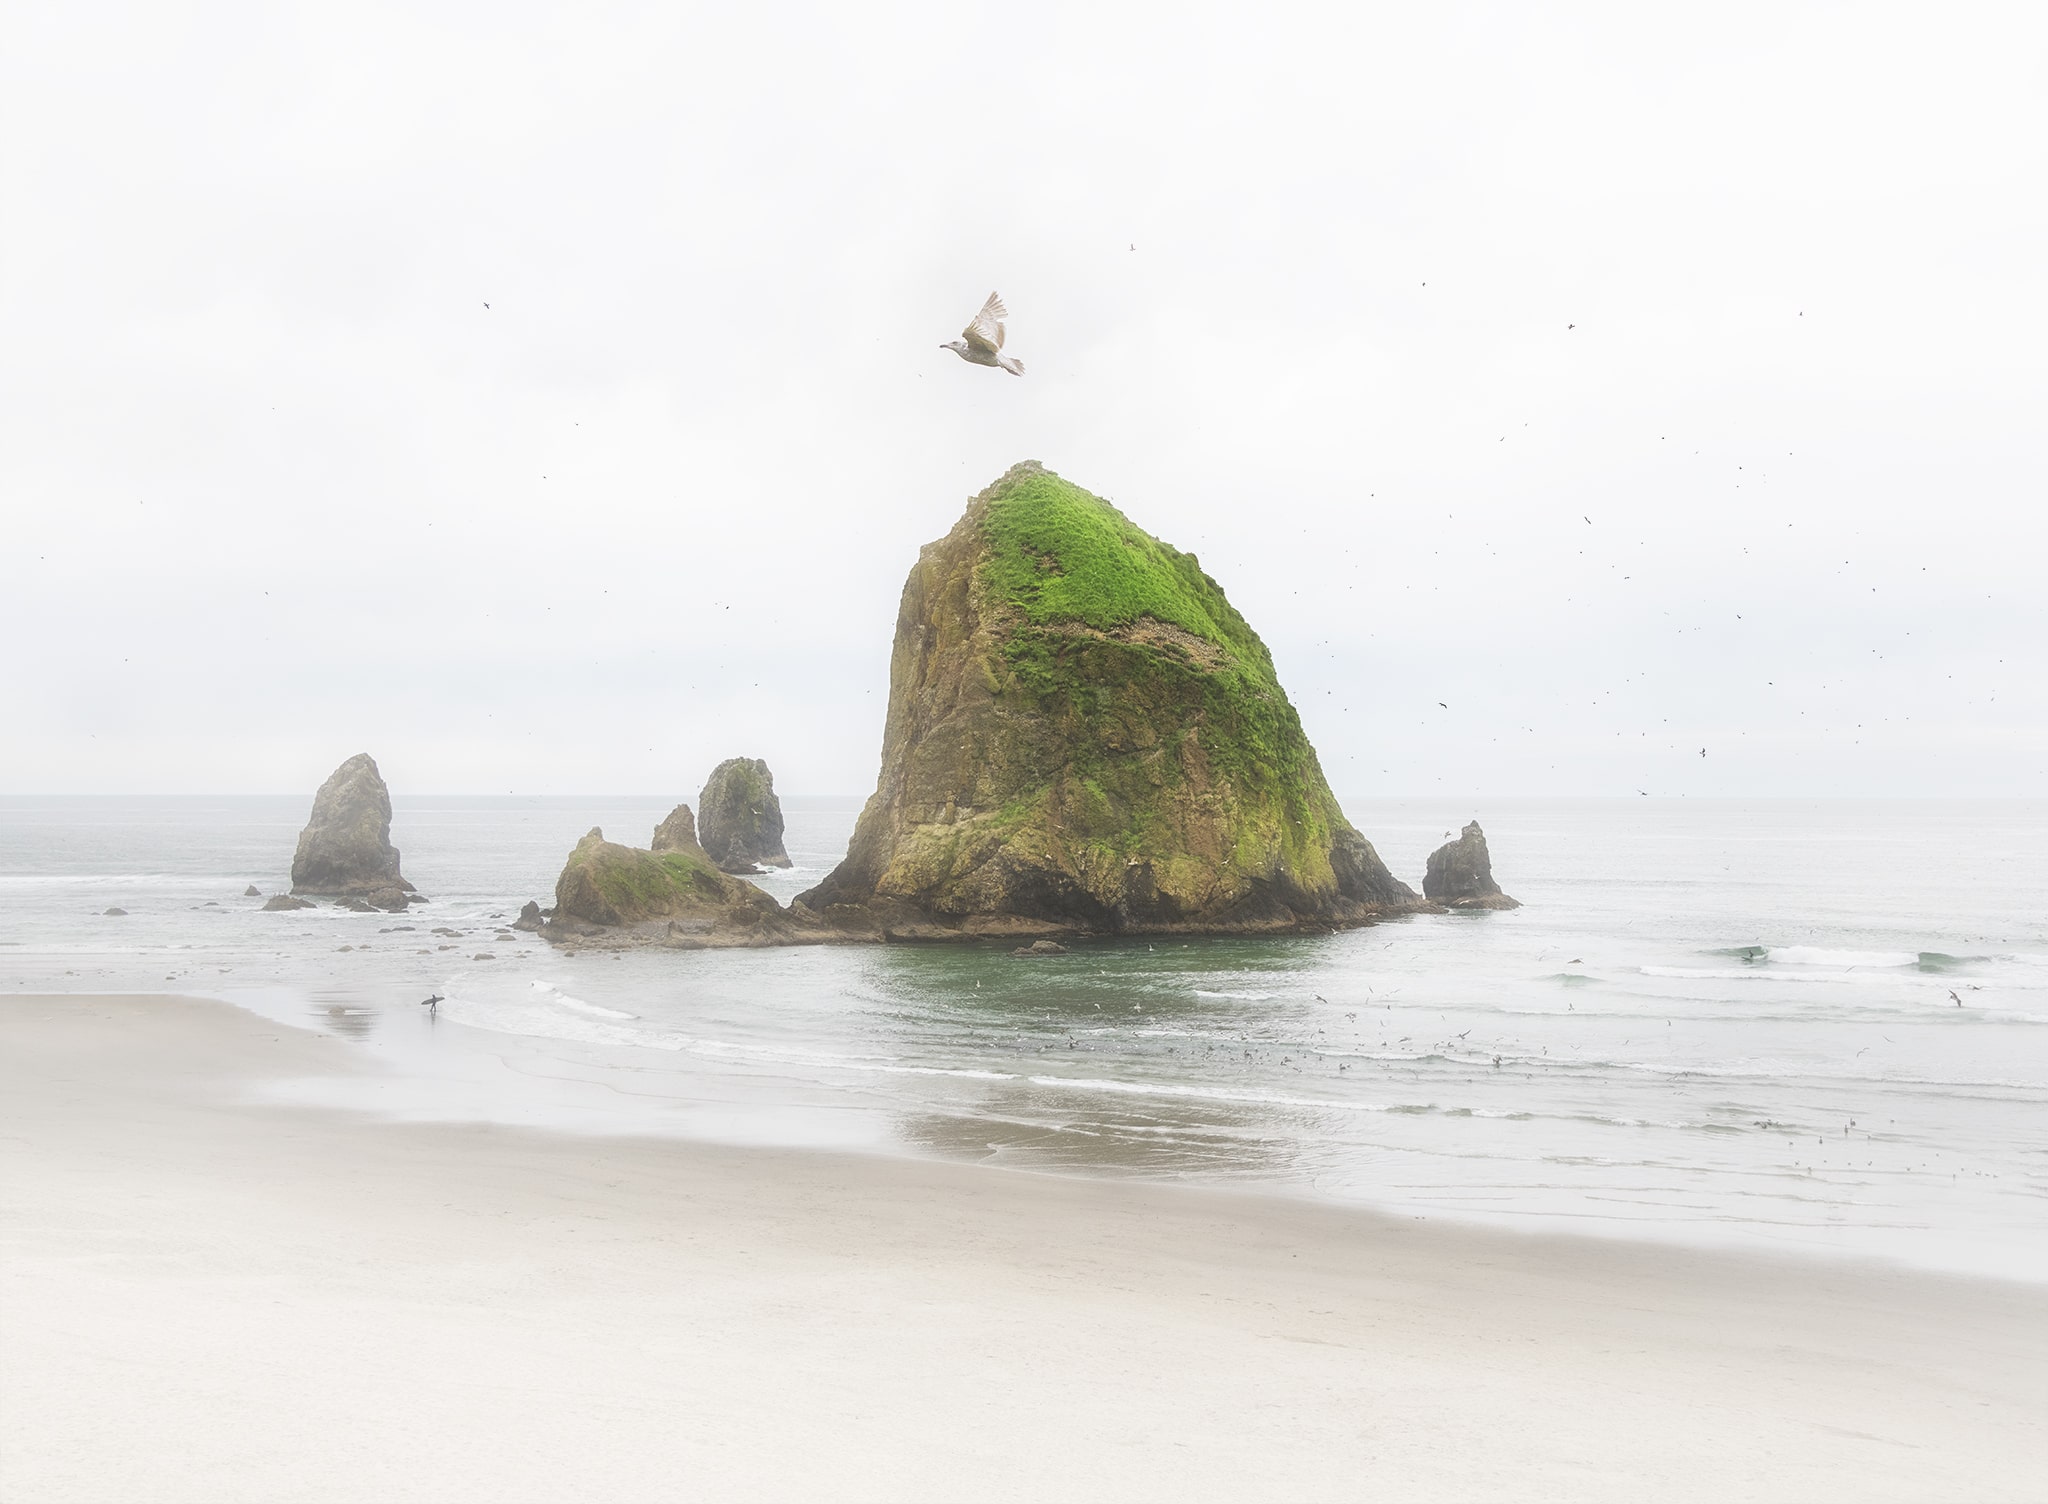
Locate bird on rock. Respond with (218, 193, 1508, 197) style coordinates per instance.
(941, 291, 1025, 376)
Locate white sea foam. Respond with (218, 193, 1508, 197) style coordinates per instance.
(1765, 946, 1920, 968)
(1194, 989, 1276, 1001)
(1641, 965, 1917, 984)
(552, 994, 638, 1021)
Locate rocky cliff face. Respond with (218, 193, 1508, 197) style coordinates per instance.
(697, 758, 791, 872)
(797, 462, 1415, 937)
(290, 754, 417, 901)
(545, 827, 794, 947)
(1422, 821, 1519, 909)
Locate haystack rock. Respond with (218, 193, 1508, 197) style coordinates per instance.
(289, 753, 419, 904)
(697, 758, 791, 873)
(1422, 821, 1520, 910)
(650, 803, 699, 853)
(796, 462, 1417, 938)
(544, 827, 795, 948)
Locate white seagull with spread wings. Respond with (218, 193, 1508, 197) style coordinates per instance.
(940, 291, 1025, 376)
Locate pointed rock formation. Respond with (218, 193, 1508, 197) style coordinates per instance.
(796, 462, 1416, 938)
(650, 803, 700, 853)
(1422, 821, 1519, 910)
(698, 758, 791, 872)
(289, 754, 419, 903)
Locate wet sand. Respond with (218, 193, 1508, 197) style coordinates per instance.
(3, 993, 2042, 1502)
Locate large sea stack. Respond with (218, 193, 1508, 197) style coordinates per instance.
(797, 462, 1416, 938)
(289, 753, 417, 904)
(1422, 821, 1519, 909)
(697, 758, 791, 872)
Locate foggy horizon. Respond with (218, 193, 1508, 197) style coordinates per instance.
(6, 3, 2043, 800)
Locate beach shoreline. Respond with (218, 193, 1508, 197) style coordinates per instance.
(4, 992, 2043, 1501)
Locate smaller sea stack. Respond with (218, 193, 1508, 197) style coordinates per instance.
(290, 753, 419, 905)
(544, 826, 795, 948)
(698, 758, 791, 873)
(650, 804, 700, 853)
(1422, 821, 1519, 910)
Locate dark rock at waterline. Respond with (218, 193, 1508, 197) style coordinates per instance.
(103, 907, 128, 916)
(650, 804, 700, 854)
(290, 754, 420, 899)
(261, 894, 314, 911)
(243, 885, 262, 898)
(698, 758, 792, 873)
(512, 900, 546, 932)
(1011, 939, 1069, 957)
(1422, 821, 1520, 910)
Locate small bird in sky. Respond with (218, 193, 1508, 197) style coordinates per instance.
(941, 291, 1025, 376)
(483, 303, 490, 309)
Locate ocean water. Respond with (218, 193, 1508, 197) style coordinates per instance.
(3, 795, 2044, 1281)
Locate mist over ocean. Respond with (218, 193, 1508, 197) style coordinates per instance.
(4, 795, 2043, 1280)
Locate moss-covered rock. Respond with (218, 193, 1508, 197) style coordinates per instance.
(799, 462, 1416, 936)
(546, 826, 791, 947)
(698, 758, 791, 872)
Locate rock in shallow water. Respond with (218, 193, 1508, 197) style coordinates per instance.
(797, 462, 1417, 938)
(545, 827, 792, 945)
(1422, 821, 1520, 910)
(697, 760, 791, 873)
(290, 754, 421, 900)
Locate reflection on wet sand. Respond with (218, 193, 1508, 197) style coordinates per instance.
(309, 1000, 378, 1040)
(894, 1078, 1301, 1183)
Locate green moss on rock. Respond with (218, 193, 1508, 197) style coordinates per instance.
(800, 462, 1414, 935)
(553, 827, 774, 928)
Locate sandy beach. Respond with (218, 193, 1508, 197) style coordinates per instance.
(3, 994, 2041, 1502)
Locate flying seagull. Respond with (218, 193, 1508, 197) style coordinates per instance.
(941, 291, 1025, 376)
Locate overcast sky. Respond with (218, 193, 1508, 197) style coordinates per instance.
(4, 1, 2043, 801)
